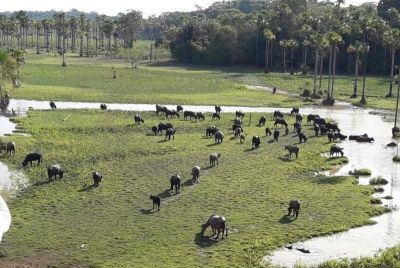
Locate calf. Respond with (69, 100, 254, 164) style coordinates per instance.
(214, 131, 224, 144)
(150, 195, 161, 211)
(265, 128, 272, 136)
(212, 113, 220, 120)
(165, 128, 176, 141)
(196, 112, 205, 121)
(285, 145, 299, 158)
(288, 200, 300, 219)
(49, 101, 57, 110)
(259, 116, 267, 126)
(177, 105, 183, 112)
(298, 132, 307, 143)
(295, 114, 303, 123)
(93, 172, 103, 187)
(47, 164, 64, 181)
(191, 166, 201, 183)
(252, 136, 261, 149)
(100, 104, 107, 110)
(273, 130, 280, 142)
(134, 114, 144, 124)
(209, 153, 221, 166)
(206, 125, 218, 137)
(235, 110, 245, 118)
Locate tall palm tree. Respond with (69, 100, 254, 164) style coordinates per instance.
(78, 14, 86, 57)
(326, 31, 342, 102)
(263, 29, 275, 74)
(0, 50, 17, 112)
(279, 39, 290, 73)
(359, 43, 370, 105)
(347, 42, 363, 98)
(383, 27, 400, 98)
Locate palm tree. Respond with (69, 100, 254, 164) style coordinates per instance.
(34, 21, 41, 54)
(359, 43, 370, 105)
(279, 39, 290, 73)
(383, 27, 400, 98)
(347, 42, 363, 98)
(263, 29, 275, 74)
(287, 39, 299, 75)
(0, 50, 17, 112)
(78, 14, 86, 57)
(325, 31, 342, 103)
(311, 34, 328, 97)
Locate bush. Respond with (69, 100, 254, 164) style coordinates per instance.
(369, 176, 388, 185)
(349, 168, 372, 176)
(393, 155, 400, 162)
(373, 186, 385, 192)
(370, 197, 382, 204)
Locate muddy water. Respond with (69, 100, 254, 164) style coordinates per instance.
(2, 99, 400, 265)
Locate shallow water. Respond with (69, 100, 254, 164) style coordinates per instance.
(1, 99, 400, 265)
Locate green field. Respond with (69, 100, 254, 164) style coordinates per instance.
(0, 110, 384, 267)
(9, 54, 304, 108)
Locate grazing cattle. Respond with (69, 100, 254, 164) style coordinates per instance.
(233, 118, 242, 125)
(151, 126, 158, 135)
(212, 113, 221, 120)
(293, 122, 301, 133)
(328, 132, 335, 143)
(47, 164, 64, 181)
(330, 146, 344, 157)
(298, 132, 307, 143)
(93, 172, 103, 187)
(265, 128, 272, 136)
(156, 104, 168, 114)
(273, 130, 280, 142)
(235, 110, 245, 118)
(252, 136, 261, 149)
(100, 104, 107, 110)
(191, 166, 201, 183)
(170, 175, 181, 194)
(240, 134, 245, 144)
(196, 112, 205, 121)
(273, 110, 284, 119)
(349, 134, 368, 140)
(356, 136, 374, 142)
(165, 128, 176, 141)
(206, 125, 218, 137)
(157, 123, 173, 134)
(215, 105, 222, 114)
(274, 118, 288, 128)
(259, 116, 267, 126)
(201, 214, 228, 240)
(209, 153, 221, 166)
(177, 105, 183, 113)
(150, 195, 161, 211)
(6, 142, 15, 155)
(314, 125, 320, 136)
(165, 109, 180, 119)
(22, 153, 42, 167)
(314, 118, 326, 126)
(290, 108, 299, 115)
(285, 145, 299, 158)
(307, 114, 320, 125)
(319, 124, 329, 135)
(232, 124, 243, 133)
(184, 111, 197, 120)
(234, 127, 242, 139)
(334, 132, 347, 140)
(49, 101, 57, 110)
(214, 131, 224, 144)
(134, 114, 144, 124)
(288, 200, 300, 219)
(326, 122, 340, 133)
(296, 114, 303, 123)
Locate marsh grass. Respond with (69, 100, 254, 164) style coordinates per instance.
(349, 168, 372, 176)
(0, 110, 385, 267)
(369, 176, 389, 185)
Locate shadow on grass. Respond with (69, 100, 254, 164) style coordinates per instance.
(278, 156, 296, 162)
(78, 184, 96, 192)
(194, 232, 219, 248)
(182, 179, 194, 187)
(279, 215, 297, 224)
(202, 166, 213, 171)
(157, 188, 174, 199)
(207, 143, 220, 147)
(32, 179, 52, 187)
(268, 140, 276, 144)
(139, 208, 158, 215)
(243, 148, 255, 153)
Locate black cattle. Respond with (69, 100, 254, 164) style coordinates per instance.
(150, 195, 161, 211)
(232, 124, 243, 133)
(235, 110, 245, 118)
(151, 126, 158, 135)
(319, 124, 329, 135)
(209, 153, 221, 166)
(356, 137, 374, 142)
(273, 110, 284, 119)
(191, 166, 201, 184)
(214, 131, 224, 144)
(330, 146, 344, 157)
(234, 127, 242, 139)
(134, 114, 144, 124)
(100, 104, 107, 110)
(290, 108, 299, 115)
(49, 101, 57, 110)
(285, 145, 299, 158)
(177, 105, 183, 112)
(296, 114, 303, 123)
(328, 132, 335, 143)
(93, 172, 103, 187)
(22, 153, 42, 167)
(170, 175, 181, 194)
(184, 111, 197, 120)
(265, 128, 272, 136)
(298, 132, 307, 143)
(259, 116, 267, 126)
(274, 118, 288, 128)
(196, 112, 205, 121)
(307, 114, 320, 125)
(212, 113, 220, 120)
(157, 123, 173, 134)
(314, 118, 326, 126)
(215, 105, 222, 114)
(334, 133, 347, 140)
(233, 118, 242, 125)
(349, 134, 368, 140)
(326, 122, 340, 133)
(273, 130, 280, 142)
(47, 164, 64, 181)
(156, 104, 168, 114)
(206, 125, 218, 137)
(288, 200, 300, 219)
(314, 125, 320, 136)
(165, 109, 180, 119)
(165, 128, 176, 140)
(252, 136, 261, 149)
(4, 142, 15, 155)
(293, 122, 301, 133)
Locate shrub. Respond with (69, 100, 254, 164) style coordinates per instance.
(393, 155, 400, 162)
(369, 176, 388, 185)
(370, 197, 382, 204)
(373, 186, 385, 193)
(349, 168, 372, 176)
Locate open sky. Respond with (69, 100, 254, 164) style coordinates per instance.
(1, 0, 380, 17)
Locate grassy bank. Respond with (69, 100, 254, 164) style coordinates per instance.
(0, 109, 384, 267)
(9, 54, 303, 108)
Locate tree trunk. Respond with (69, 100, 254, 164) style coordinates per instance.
(331, 44, 337, 99)
(270, 41, 273, 71)
(36, 28, 40, 54)
(319, 55, 323, 90)
(387, 48, 395, 97)
(360, 51, 368, 105)
(303, 46, 308, 74)
(313, 49, 319, 96)
(327, 46, 332, 99)
(290, 48, 294, 75)
(283, 48, 286, 73)
(264, 40, 269, 73)
(80, 36, 83, 57)
(351, 53, 359, 98)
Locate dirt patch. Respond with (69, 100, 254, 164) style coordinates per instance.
(0, 254, 61, 268)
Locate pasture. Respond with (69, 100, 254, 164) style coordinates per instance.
(0, 109, 384, 267)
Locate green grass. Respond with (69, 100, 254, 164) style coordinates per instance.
(349, 168, 372, 176)
(0, 110, 385, 267)
(9, 54, 304, 108)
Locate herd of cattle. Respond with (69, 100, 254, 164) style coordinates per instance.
(0, 102, 376, 241)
